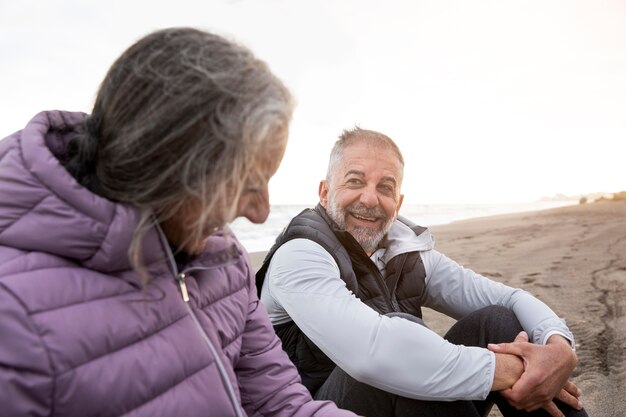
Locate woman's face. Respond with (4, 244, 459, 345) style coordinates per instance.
(235, 139, 286, 224)
(162, 139, 286, 255)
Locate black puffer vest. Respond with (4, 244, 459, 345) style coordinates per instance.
(256, 204, 428, 394)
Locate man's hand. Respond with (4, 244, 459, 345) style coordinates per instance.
(489, 332, 583, 417)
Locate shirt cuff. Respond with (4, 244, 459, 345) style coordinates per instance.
(541, 330, 576, 351)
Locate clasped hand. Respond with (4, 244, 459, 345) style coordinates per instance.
(489, 332, 583, 417)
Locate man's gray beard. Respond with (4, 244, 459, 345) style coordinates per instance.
(326, 196, 394, 254)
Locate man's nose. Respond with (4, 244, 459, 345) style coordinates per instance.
(359, 186, 379, 207)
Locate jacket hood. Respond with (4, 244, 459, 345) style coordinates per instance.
(0, 111, 167, 278)
(377, 218, 435, 264)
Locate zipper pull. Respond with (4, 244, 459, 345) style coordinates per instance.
(177, 272, 190, 302)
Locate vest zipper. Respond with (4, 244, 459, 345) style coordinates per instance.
(387, 253, 408, 312)
(156, 225, 245, 417)
(373, 267, 397, 312)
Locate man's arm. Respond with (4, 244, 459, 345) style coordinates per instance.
(420, 249, 575, 347)
(492, 351, 525, 391)
(421, 250, 582, 416)
(264, 238, 502, 401)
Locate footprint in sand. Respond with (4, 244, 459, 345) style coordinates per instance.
(522, 272, 542, 284)
(535, 283, 561, 288)
(481, 271, 503, 278)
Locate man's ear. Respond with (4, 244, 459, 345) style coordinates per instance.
(319, 180, 329, 208)
(395, 194, 404, 219)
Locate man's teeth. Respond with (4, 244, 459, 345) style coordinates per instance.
(352, 213, 377, 222)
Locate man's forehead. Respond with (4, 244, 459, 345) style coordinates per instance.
(340, 144, 403, 174)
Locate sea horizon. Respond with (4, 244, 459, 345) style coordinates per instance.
(229, 200, 578, 253)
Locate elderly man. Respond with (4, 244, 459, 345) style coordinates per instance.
(256, 128, 587, 417)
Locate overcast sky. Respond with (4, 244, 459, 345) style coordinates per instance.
(1, 0, 625, 204)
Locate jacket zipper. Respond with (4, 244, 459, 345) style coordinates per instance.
(177, 272, 190, 302)
(183, 296, 244, 417)
(157, 226, 245, 417)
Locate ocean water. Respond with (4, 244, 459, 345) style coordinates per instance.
(229, 201, 576, 253)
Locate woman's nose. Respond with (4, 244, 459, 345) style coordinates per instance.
(240, 187, 270, 224)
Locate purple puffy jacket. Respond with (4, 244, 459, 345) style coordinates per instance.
(0, 111, 357, 417)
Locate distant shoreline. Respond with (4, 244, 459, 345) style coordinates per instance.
(233, 200, 578, 255)
(247, 201, 583, 270)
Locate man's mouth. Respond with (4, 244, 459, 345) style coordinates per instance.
(350, 213, 379, 223)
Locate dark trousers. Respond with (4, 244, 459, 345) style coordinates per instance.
(314, 306, 588, 417)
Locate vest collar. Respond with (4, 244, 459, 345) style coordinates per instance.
(378, 221, 435, 265)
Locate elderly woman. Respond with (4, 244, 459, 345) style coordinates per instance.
(0, 28, 357, 417)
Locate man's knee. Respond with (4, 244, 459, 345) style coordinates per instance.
(475, 305, 518, 328)
(445, 305, 523, 347)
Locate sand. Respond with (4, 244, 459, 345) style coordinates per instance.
(251, 201, 626, 417)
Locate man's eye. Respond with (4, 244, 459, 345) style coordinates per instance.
(346, 178, 362, 185)
(379, 184, 394, 193)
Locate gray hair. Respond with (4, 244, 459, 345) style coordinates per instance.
(67, 27, 293, 279)
(325, 127, 404, 184)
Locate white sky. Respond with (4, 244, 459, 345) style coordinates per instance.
(1, 0, 625, 204)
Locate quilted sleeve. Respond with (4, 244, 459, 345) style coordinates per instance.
(0, 284, 53, 416)
(235, 257, 358, 417)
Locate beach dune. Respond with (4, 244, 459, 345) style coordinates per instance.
(251, 201, 626, 417)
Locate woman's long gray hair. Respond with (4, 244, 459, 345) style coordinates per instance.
(66, 27, 293, 280)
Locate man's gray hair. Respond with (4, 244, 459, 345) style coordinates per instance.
(326, 127, 404, 183)
(67, 27, 293, 280)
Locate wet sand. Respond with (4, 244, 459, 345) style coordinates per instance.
(251, 201, 626, 417)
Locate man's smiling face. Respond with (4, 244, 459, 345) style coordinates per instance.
(319, 141, 404, 255)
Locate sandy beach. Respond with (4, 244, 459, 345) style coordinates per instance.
(251, 201, 626, 417)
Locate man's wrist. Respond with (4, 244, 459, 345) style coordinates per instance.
(547, 334, 578, 368)
(547, 334, 573, 348)
(545, 332, 575, 350)
(492, 352, 524, 391)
